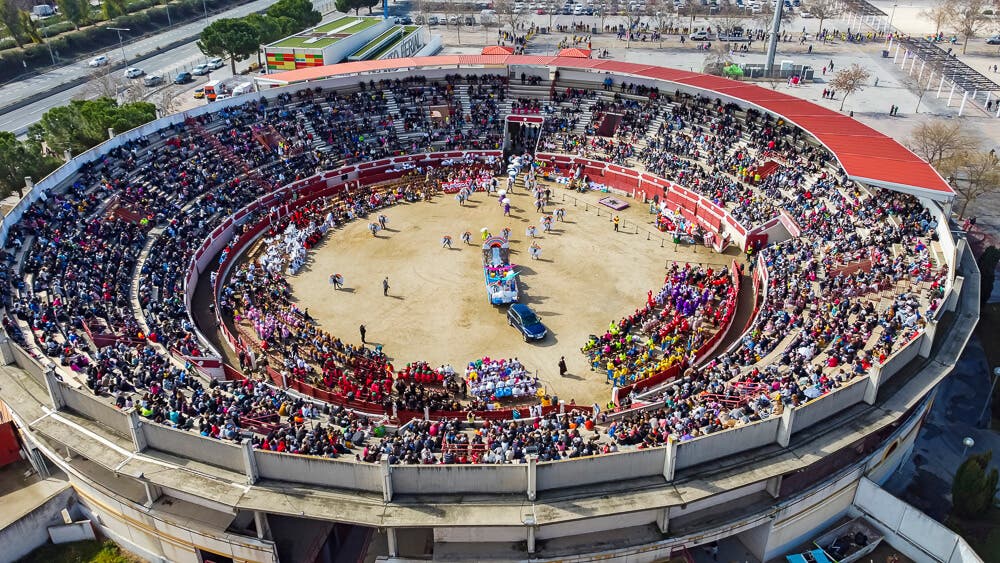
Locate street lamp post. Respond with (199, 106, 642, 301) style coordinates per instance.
(887, 3, 897, 34)
(41, 22, 56, 65)
(108, 27, 130, 68)
(977, 367, 1000, 427)
(962, 436, 975, 458)
(202, 0, 208, 19)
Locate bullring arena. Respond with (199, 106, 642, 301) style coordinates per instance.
(0, 55, 980, 563)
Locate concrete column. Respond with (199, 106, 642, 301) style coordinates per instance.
(423, 406, 430, 420)
(526, 524, 536, 554)
(280, 371, 288, 388)
(63, 149, 72, 162)
(886, 36, 893, 49)
(254, 511, 272, 540)
(662, 436, 678, 481)
(526, 454, 538, 501)
(766, 475, 782, 498)
(917, 60, 925, 81)
(937, 75, 945, 98)
(0, 335, 14, 365)
(919, 320, 937, 358)
(986, 92, 992, 107)
(959, 91, 969, 116)
(995, 103, 1000, 118)
(391, 403, 398, 419)
(127, 410, 148, 452)
(656, 508, 669, 533)
(386, 528, 399, 557)
(241, 438, 259, 484)
(947, 83, 956, 106)
(777, 405, 796, 447)
(42, 366, 66, 410)
(107, 127, 115, 140)
(864, 363, 884, 405)
(140, 477, 161, 507)
(380, 454, 393, 503)
(24, 445, 50, 479)
(892, 46, 900, 64)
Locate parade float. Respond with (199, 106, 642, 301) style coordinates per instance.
(483, 235, 518, 305)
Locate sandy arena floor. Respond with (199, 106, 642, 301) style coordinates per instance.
(286, 180, 733, 405)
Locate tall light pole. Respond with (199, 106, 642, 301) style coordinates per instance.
(108, 27, 130, 68)
(202, 0, 208, 19)
(764, 0, 784, 75)
(887, 3, 897, 34)
(41, 21, 56, 65)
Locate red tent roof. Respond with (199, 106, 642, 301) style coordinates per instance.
(558, 48, 592, 58)
(481, 45, 514, 55)
(260, 56, 953, 199)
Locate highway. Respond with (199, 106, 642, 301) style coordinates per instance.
(0, 0, 338, 135)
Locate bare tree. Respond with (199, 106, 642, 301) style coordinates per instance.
(679, 1, 701, 34)
(714, 13, 746, 37)
(808, 0, 841, 36)
(650, 0, 676, 47)
(920, 0, 954, 36)
(828, 64, 872, 111)
(494, 0, 527, 34)
(442, 0, 467, 43)
(154, 87, 186, 117)
(953, 150, 1000, 217)
(702, 41, 733, 74)
(82, 66, 125, 100)
(950, 0, 991, 54)
(907, 119, 971, 166)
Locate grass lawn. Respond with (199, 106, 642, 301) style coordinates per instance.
(17, 540, 138, 563)
(340, 18, 381, 34)
(313, 16, 358, 33)
(352, 27, 402, 58)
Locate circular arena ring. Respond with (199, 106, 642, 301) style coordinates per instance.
(0, 56, 977, 563)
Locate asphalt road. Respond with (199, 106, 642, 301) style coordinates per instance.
(0, 0, 339, 135)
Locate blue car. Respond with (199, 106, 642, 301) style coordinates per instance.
(507, 303, 547, 342)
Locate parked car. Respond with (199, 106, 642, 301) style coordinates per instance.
(414, 14, 425, 23)
(799, 10, 813, 17)
(193, 87, 205, 99)
(464, 15, 476, 25)
(124, 67, 145, 78)
(427, 15, 439, 24)
(174, 71, 193, 84)
(207, 57, 225, 70)
(88, 55, 109, 67)
(192, 63, 211, 76)
(987, 34, 1000, 45)
(689, 30, 709, 40)
(400, 15, 413, 24)
(143, 74, 164, 87)
(447, 14, 458, 24)
(507, 304, 547, 342)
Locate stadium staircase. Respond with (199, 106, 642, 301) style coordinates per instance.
(185, 117, 272, 192)
(296, 110, 331, 154)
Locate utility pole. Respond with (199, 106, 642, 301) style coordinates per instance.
(764, 1, 784, 75)
(109, 27, 130, 68)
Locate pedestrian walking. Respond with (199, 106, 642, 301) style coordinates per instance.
(559, 356, 567, 376)
(378, 214, 387, 229)
(359, 324, 367, 343)
(442, 235, 452, 248)
(613, 215, 620, 231)
(382, 277, 389, 296)
(462, 231, 472, 245)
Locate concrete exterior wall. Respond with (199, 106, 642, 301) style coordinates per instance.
(536, 448, 664, 491)
(142, 424, 244, 473)
(792, 378, 869, 435)
(763, 467, 862, 560)
(254, 450, 383, 493)
(59, 384, 132, 437)
(536, 509, 659, 540)
(852, 478, 983, 563)
(392, 463, 527, 495)
(880, 334, 924, 387)
(10, 342, 46, 385)
(434, 526, 525, 543)
(0, 486, 77, 562)
(674, 417, 780, 470)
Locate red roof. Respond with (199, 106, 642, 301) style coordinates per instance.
(558, 48, 592, 58)
(481, 45, 514, 55)
(261, 56, 953, 198)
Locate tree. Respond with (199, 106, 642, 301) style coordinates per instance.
(19, 10, 42, 44)
(494, 0, 525, 34)
(920, 0, 954, 36)
(56, 0, 90, 29)
(0, 132, 60, 198)
(266, 0, 321, 32)
(953, 150, 1000, 218)
(907, 119, 970, 166)
(245, 13, 284, 63)
(0, 0, 25, 48)
(950, 0, 991, 54)
(650, 0, 676, 47)
(829, 64, 871, 111)
(808, 0, 840, 36)
(103, 0, 127, 20)
(198, 18, 261, 75)
(952, 451, 999, 518)
(30, 98, 156, 154)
